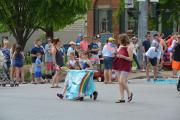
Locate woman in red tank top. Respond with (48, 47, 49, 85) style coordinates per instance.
(113, 34, 133, 103)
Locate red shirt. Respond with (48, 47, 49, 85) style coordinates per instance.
(80, 40, 89, 51)
(113, 47, 132, 72)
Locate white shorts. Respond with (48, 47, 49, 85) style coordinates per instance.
(115, 71, 129, 78)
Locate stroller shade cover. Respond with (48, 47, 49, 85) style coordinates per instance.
(65, 70, 95, 99)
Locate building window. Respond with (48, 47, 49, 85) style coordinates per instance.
(94, 8, 112, 34)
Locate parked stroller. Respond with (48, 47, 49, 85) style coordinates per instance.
(0, 52, 18, 87)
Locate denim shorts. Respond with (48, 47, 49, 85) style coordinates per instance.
(103, 57, 114, 70)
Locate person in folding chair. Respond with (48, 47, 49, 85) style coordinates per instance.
(172, 34, 180, 91)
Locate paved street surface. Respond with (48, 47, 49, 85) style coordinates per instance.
(0, 80, 179, 120)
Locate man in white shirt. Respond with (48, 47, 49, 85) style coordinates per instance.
(145, 34, 161, 81)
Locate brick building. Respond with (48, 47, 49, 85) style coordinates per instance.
(87, 0, 120, 39)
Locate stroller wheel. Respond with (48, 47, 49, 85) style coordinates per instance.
(10, 84, 14, 87)
(2, 84, 6, 87)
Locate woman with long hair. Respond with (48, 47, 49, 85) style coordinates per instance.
(113, 34, 133, 103)
(12, 45, 24, 84)
(51, 38, 64, 88)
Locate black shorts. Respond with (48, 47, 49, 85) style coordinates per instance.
(149, 57, 157, 66)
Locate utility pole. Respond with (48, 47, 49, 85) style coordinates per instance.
(137, 0, 149, 67)
(138, 0, 148, 42)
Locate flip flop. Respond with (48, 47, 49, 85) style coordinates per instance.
(115, 99, 125, 103)
(128, 93, 133, 102)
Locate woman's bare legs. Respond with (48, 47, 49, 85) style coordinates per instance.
(118, 76, 125, 100)
(10, 66, 15, 80)
(15, 67, 20, 83)
(52, 70, 61, 87)
(20, 67, 24, 83)
(118, 76, 131, 100)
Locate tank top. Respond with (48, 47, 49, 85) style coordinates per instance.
(14, 53, 23, 64)
(55, 48, 64, 67)
(113, 47, 132, 72)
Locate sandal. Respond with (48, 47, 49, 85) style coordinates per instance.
(54, 86, 61, 88)
(115, 99, 125, 103)
(128, 93, 133, 102)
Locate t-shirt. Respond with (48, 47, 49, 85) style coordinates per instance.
(45, 44, 53, 62)
(67, 47, 75, 56)
(88, 42, 99, 54)
(1, 48, 10, 62)
(35, 58, 42, 73)
(146, 47, 161, 59)
(31, 47, 44, 63)
(102, 43, 116, 57)
(142, 40, 151, 52)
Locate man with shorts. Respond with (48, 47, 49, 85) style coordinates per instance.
(45, 39, 54, 82)
(88, 37, 100, 69)
(31, 39, 44, 83)
(145, 34, 161, 81)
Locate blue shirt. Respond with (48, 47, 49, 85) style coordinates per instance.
(1, 48, 10, 62)
(35, 58, 42, 73)
(45, 44, 53, 62)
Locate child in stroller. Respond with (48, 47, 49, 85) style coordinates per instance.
(57, 51, 98, 101)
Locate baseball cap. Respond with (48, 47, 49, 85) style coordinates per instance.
(108, 37, 115, 42)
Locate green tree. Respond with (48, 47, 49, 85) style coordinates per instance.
(0, 0, 42, 49)
(159, 0, 180, 24)
(38, 0, 91, 39)
(0, 0, 91, 49)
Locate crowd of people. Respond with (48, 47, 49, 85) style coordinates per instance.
(0, 31, 180, 102)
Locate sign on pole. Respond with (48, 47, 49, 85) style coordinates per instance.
(150, 0, 159, 2)
(125, 0, 134, 8)
(137, 0, 146, 1)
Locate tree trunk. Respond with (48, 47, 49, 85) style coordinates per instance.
(45, 26, 54, 40)
(16, 39, 27, 50)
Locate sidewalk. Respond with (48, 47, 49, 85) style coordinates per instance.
(129, 70, 173, 79)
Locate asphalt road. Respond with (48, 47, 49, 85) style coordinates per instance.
(0, 80, 179, 120)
